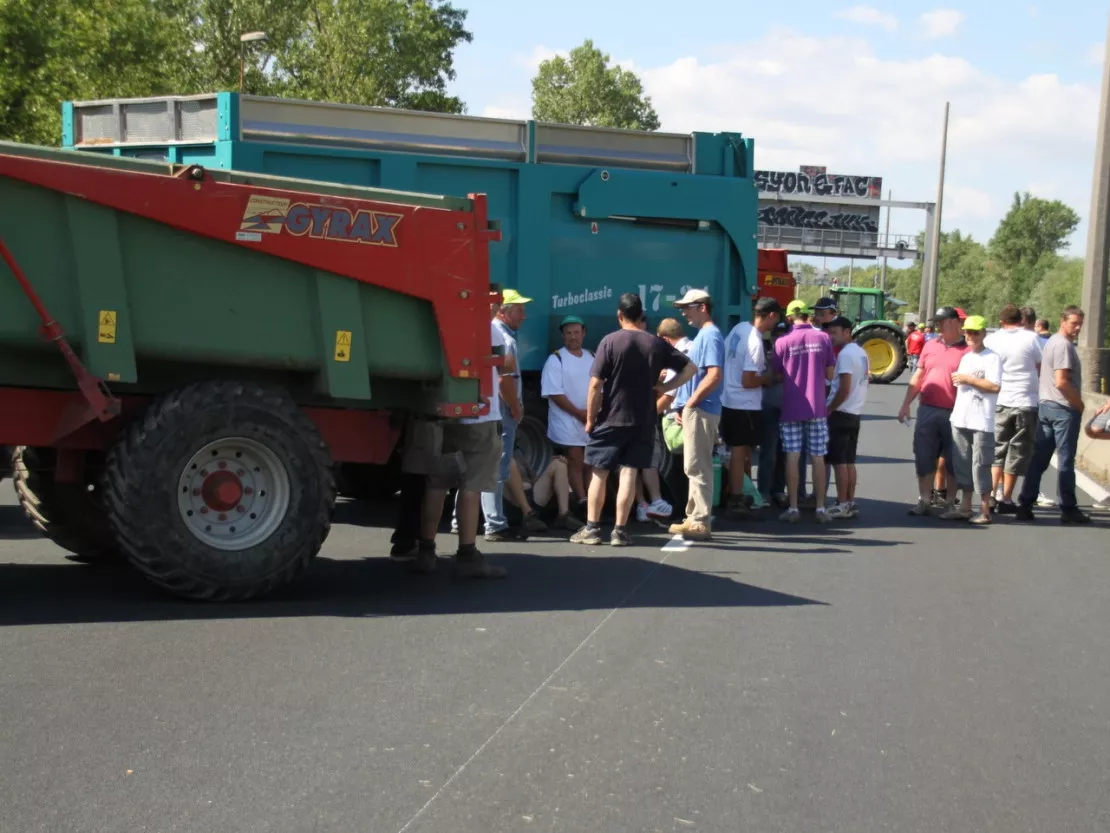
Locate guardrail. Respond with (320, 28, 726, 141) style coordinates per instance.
(758, 226, 920, 257)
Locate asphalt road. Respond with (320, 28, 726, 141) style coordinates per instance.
(2, 383, 1109, 833)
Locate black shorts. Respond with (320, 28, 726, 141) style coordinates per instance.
(720, 407, 763, 448)
(585, 424, 655, 471)
(825, 411, 862, 465)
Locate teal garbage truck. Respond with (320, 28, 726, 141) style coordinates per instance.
(63, 94, 759, 490)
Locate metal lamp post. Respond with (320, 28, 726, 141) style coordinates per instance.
(239, 31, 267, 93)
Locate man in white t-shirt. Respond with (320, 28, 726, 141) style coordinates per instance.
(720, 297, 781, 519)
(824, 317, 870, 520)
(417, 317, 508, 579)
(948, 315, 1003, 525)
(541, 315, 594, 508)
(983, 303, 1042, 513)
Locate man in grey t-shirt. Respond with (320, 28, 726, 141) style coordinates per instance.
(1017, 306, 1090, 523)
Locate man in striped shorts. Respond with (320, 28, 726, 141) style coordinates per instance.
(773, 300, 837, 524)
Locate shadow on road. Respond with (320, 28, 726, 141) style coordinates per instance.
(0, 549, 827, 627)
(0, 505, 42, 540)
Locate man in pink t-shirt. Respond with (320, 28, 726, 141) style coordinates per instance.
(774, 300, 836, 523)
(898, 306, 969, 515)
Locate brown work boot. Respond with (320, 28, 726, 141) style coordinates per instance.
(681, 521, 712, 541)
(668, 519, 692, 535)
(453, 549, 507, 580)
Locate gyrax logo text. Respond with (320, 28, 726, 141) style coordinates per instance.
(239, 195, 401, 246)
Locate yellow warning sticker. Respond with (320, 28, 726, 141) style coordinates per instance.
(98, 310, 117, 344)
(334, 330, 352, 362)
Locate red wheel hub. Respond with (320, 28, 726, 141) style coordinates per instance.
(201, 470, 243, 512)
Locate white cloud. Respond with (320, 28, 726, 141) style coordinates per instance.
(920, 9, 965, 38)
(607, 28, 1098, 245)
(1089, 42, 1105, 66)
(1027, 4, 1039, 18)
(834, 5, 898, 31)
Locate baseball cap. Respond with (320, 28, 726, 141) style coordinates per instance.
(673, 288, 712, 307)
(754, 296, 783, 315)
(954, 307, 967, 320)
(814, 297, 838, 311)
(827, 315, 854, 330)
(934, 306, 962, 321)
(962, 314, 988, 331)
(501, 288, 533, 304)
(786, 299, 810, 316)
(559, 314, 585, 329)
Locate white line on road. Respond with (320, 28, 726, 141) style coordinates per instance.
(1051, 454, 1110, 503)
(661, 534, 689, 552)
(394, 545, 680, 833)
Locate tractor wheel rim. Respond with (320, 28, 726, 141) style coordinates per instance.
(864, 340, 895, 373)
(177, 437, 291, 551)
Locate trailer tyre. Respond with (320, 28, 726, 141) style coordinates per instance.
(12, 447, 118, 562)
(103, 382, 335, 601)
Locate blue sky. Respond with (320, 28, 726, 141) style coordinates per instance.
(446, 1, 1107, 262)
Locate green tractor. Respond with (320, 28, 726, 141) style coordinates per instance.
(830, 287, 909, 384)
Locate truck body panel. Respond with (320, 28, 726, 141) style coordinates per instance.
(63, 94, 759, 370)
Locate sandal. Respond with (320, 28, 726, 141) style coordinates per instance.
(970, 514, 993, 525)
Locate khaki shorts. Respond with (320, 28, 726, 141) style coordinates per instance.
(426, 420, 502, 493)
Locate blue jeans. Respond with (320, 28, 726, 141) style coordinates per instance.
(1019, 402, 1081, 511)
(480, 409, 518, 533)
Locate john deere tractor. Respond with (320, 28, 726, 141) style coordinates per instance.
(830, 287, 909, 384)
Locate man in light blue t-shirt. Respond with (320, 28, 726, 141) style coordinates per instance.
(671, 288, 725, 540)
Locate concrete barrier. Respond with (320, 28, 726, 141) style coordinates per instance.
(1077, 392, 1110, 489)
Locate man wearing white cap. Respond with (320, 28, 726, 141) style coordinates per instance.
(670, 288, 726, 540)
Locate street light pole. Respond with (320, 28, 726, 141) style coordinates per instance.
(239, 32, 267, 94)
(924, 102, 950, 317)
(880, 189, 892, 292)
(1080, 12, 1110, 393)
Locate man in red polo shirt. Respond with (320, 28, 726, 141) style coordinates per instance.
(898, 306, 969, 515)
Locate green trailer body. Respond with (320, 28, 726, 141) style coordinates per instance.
(0, 141, 501, 600)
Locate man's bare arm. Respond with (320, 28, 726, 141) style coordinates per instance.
(549, 393, 586, 423)
(828, 372, 852, 412)
(686, 366, 723, 409)
(585, 376, 604, 431)
(656, 359, 696, 395)
(1055, 368, 1084, 411)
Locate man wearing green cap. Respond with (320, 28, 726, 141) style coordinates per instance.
(948, 315, 1003, 524)
(541, 314, 594, 519)
(481, 289, 545, 541)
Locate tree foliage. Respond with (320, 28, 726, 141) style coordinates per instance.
(531, 39, 660, 131)
(0, 0, 473, 146)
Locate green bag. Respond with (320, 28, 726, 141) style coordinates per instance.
(662, 413, 683, 452)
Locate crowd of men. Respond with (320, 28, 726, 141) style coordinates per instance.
(382, 273, 1110, 578)
(386, 287, 892, 577)
(898, 303, 1110, 525)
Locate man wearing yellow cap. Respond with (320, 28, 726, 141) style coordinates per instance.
(948, 315, 1002, 524)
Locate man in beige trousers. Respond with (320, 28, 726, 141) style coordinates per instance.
(669, 289, 725, 541)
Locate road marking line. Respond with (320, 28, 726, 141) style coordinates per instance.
(394, 546, 679, 833)
(1051, 454, 1110, 502)
(661, 534, 689, 552)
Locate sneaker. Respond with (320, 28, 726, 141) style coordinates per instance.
(484, 527, 528, 543)
(931, 489, 948, 508)
(1015, 504, 1036, 522)
(453, 550, 507, 579)
(996, 500, 1018, 515)
(772, 493, 790, 509)
(1036, 493, 1057, 508)
(846, 502, 860, 519)
(725, 496, 752, 520)
(610, 528, 632, 547)
(779, 508, 801, 524)
(1060, 509, 1092, 525)
(522, 512, 547, 534)
(940, 508, 973, 521)
(570, 525, 603, 545)
(826, 503, 854, 520)
(389, 541, 417, 562)
(681, 521, 711, 541)
(411, 542, 438, 574)
(644, 498, 673, 520)
(970, 514, 993, 525)
(908, 500, 931, 517)
(814, 508, 832, 525)
(635, 502, 651, 523)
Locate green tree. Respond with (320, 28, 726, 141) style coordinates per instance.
(990, 192, 1080, 271)
(275, 0, 472, 111)
(531, 39, 660, 130)
(0, 0, 194, 145)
